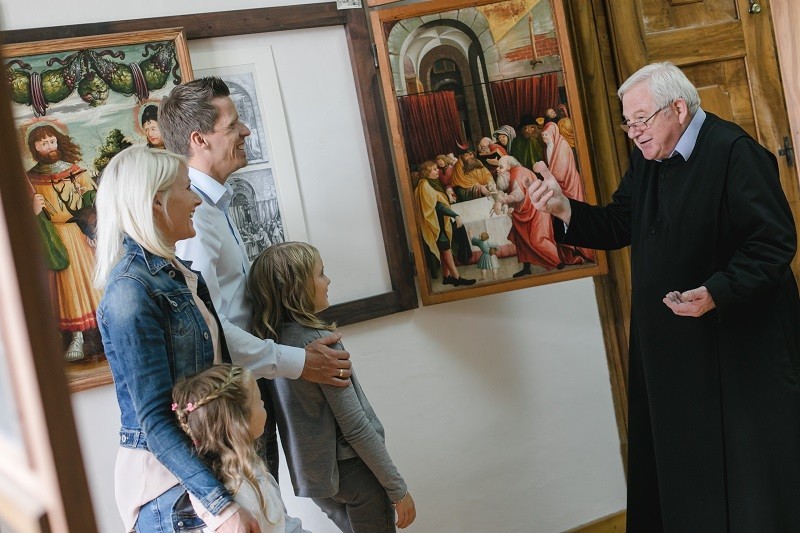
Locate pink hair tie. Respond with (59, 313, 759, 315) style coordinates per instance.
(185, 402, 195, 412)
(171, 403, 179, 412)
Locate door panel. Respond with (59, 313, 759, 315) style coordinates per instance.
(770, 0, 800, 194)
(645, 22, 744, 64)
(682, 59, 755, 135)
(642, 0, 737, 32)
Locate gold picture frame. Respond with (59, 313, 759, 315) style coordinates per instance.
(371, 0, 607, 305)
(3, 28, 193, 391)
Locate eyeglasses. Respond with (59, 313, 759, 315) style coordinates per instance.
(620, 104, 670, 133)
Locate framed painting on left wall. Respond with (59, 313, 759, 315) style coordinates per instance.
(3, 28, 193, 391)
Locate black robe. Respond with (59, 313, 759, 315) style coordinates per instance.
(563, 113, 800, 532)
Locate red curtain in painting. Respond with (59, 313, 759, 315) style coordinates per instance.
(397, 90, 466, 167)
(490, 73, 559, 130)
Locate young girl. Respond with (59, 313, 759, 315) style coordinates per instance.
(248, 242, 417, 532)
(172, 363, 309, 533)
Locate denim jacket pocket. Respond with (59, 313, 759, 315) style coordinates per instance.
(172, 491, 206, 531)
(162, 292, 196, 337)
(161, 291, 204, 377)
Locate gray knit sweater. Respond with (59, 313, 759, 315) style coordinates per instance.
(270, 323, 407, 502)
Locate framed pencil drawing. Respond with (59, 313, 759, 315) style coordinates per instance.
(371, 0, 607, 305)
(3, 28, 192, 391)
(192, 45, 309, 262)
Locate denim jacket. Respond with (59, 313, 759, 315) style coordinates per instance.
(97, 236, 233, 515)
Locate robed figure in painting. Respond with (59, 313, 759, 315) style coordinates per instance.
(540, 122, 594, 264)
(414, 161, 475, 287)
(28, 123, 101, 361)
(530, 62, 800, 532)
(493, 155, 562, 277)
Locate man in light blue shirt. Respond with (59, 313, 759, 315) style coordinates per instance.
(159, 77, 352, 485)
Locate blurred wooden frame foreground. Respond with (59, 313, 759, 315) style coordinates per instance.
(0, 42, 96, 533)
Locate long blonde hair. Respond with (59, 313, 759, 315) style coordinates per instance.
(248, 242, 335, 341)
(93, 145, 186, 287)
(172, 364, 273, 522)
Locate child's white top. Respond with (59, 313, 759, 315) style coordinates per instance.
(194, 465, 309, 532)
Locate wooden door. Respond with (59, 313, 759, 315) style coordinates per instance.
(771, 0, 800, 191)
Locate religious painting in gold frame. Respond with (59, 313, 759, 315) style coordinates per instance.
(371, 0, 606, 305)
(2, 28, 192, 390)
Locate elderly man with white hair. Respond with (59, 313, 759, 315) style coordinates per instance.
(531, 62, 800, 531)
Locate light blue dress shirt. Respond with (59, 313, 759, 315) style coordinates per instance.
(176, 167, 305, 379)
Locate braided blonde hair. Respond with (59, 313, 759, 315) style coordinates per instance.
(172, 364, 273, 522)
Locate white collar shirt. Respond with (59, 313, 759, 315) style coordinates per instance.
(669, 107, 706, 161)
(175, 167, 304, 379)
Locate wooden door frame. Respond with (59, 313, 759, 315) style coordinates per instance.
(563, 0, 633, 477)
(0, 45, 96, 533)
(771, 0, 800, 188)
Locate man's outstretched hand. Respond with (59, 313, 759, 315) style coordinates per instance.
(301, 332, 352, 386)
(529, 161, 571, 224)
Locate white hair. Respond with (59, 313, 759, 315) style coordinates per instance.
(618, 62, 701, 115)
(496, 155, 522, 192)
(497, 155, 522, 168)
(93, 145, 186, 287)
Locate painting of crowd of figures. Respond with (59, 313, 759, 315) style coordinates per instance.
(371, 0, 606, 304)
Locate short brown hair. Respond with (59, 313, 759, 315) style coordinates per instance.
(159, 77, 230, 157)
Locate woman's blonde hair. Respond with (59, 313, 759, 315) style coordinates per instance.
(172, 364, 273, 522)
(93, 145, 186, 287)
(248, 242, 335, 341)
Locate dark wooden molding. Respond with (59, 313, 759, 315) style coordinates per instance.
(320, 292, 406, 327)
(0, 5, 346, 44)
(342, 7, 418, 313)
(1, 2, 418, 392)
(565, 0, 632, 476)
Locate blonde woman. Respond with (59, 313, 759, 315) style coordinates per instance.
(94, 145, 258, 532)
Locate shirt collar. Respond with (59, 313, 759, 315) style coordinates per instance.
(122, 235, 173, 274)
(188, 167, 232, 208)
(670, 107, 706, 161)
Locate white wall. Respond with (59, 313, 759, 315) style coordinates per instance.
(4, 1, 627, 531)
(75, 280, 625, 533)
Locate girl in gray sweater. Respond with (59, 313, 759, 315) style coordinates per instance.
(249, 242, 416, 532)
